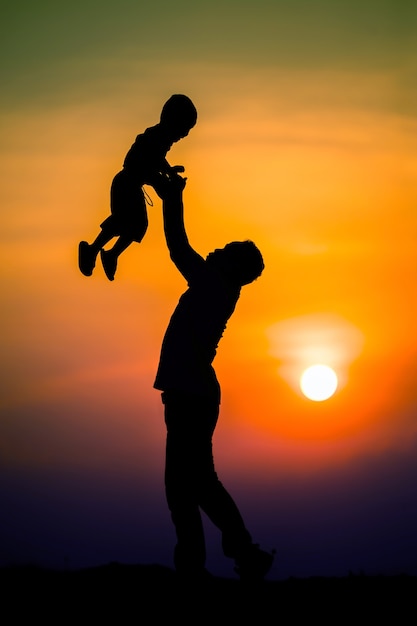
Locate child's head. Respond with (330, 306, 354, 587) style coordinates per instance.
(206, 241, 265, 286)
(160, 94, 197, 140)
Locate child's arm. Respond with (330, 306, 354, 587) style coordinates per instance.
(161, 175, 205, 282)
(161, 157, 185, 175)
(147, 159, 185, 194)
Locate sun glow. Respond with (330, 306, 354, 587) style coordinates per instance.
(267, 313, 363, 397)
(300, 364, 338, 401)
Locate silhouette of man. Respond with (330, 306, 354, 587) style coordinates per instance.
(154, 174, 273, 581)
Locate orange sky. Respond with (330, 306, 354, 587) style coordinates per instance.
(2, 1, 417, 578)
(2, 61, 417, 479)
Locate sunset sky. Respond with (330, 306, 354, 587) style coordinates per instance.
(2, 1, 417, 578)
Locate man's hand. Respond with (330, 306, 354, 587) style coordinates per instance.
(157, 172, 186, 199)
(169, 172, 187, 191)
(161, 172, 204, 281)
(153, 172, 186, 200)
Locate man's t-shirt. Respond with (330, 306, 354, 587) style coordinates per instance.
(154, 262, 240, 401)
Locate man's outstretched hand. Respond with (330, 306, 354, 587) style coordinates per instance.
(168, 172, 187, 191)
(154, 172, 186, 200)
(160, 170, 203, 279)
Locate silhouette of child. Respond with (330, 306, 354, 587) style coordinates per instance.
(78, 94, 197, 281)
(155, 174, 274, 581)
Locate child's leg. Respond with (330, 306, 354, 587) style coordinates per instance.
(78, 229, 114, 276)
(87, 171, 148, 281)
(90, 230, 114, 254)
(100, 181, 149, 281)
(107, 234, 134, 257)
(100, 235, 134, 281)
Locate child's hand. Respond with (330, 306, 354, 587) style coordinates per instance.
(171, 165, 185, 173)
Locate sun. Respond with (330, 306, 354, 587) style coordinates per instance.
(300, 364, 338, 401)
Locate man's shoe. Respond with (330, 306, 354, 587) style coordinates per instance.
(234, 544, 274, 582)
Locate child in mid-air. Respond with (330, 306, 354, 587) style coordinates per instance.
(78, 94, 197, 281)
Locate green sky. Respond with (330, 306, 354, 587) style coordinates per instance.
(2, 1, 415, 111)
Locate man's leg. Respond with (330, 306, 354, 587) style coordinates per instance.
(163, 391, 255, 572)
(163, 392, 207, 573)
(191, 400, 254, 560)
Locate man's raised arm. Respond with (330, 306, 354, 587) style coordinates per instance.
(161, 174, 205, 282)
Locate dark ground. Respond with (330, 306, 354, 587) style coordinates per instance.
(2, 563, 416, 622)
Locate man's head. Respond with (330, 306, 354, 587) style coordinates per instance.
(160, 94, 198, 141)
(206, 241, 264, 286)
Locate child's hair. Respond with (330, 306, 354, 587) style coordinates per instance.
(160, 94, 198, 129)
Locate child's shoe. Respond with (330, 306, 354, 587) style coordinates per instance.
(234, 544, 274, 582)
(78, 241, 96, 276)
(100, 249, 117, 281)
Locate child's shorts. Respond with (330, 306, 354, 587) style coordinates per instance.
(100, 170, 148, 242)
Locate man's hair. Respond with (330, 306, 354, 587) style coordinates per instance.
(207, 241, 264, 286)
(160, 94, 197, 128)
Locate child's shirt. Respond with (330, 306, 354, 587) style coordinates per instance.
(123, 124, 174, 187)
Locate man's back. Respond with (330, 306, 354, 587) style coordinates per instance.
(154, 260, 240, 399)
